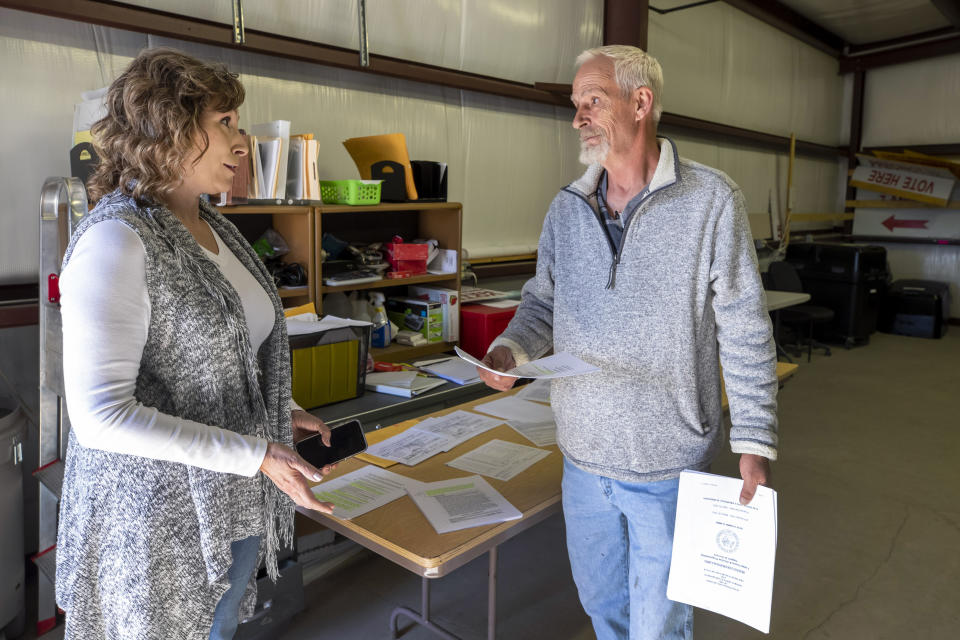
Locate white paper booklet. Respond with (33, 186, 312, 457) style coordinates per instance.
(667, 470, 778, 634)
(455, 347, 599, 380)
(364, 428, 452, 466)
(310, 466, 419, 520)
(413, 410, 504, 450)
(408, 475, 522, 534)
(419, 356, 481, 385)
(446, 439, 551, 482)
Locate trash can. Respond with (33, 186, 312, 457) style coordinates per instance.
(0, 402, 27, 637)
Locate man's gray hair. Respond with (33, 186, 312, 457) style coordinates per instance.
(575, 45, 663, 123)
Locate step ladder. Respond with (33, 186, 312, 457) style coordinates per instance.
(34, 177, 87, 635)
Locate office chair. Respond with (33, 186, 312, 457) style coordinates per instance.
(768, 261, 834, 362)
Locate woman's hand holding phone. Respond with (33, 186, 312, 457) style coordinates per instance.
(259, 442, 336, 514)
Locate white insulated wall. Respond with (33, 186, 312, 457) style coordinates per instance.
(0, 1, 847, 284)
(859, 54, 960, 317)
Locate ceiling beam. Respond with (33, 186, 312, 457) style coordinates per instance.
(604, 0, 649, 50)
(721, 0, 844, 57)
(659, 112, 846, 158)
(931, 0, 960, 28)
(840, 33, 960, 72)
(846, 26, 958, 55)
(865, 143, 960, 156)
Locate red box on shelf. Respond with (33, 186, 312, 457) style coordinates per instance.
(384, 242, 428, 275)
(459, 303, 518, 360)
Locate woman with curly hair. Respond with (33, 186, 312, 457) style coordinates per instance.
(56, 48, 336, 639)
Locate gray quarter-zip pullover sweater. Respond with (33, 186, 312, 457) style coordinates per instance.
(493, 138, 778, 483)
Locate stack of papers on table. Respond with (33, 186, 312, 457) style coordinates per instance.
(363, 410, 503, 464)
(446, 439, 550, 481)
(418, 356, 481, 385)
(365, 371, 446, 397)
(515, 379, 551, 404)
(412, 410, 503, 450)
(408, 475, 522, 534)
(473, 396, 557, 447)
(667, 471, 778, 633)
(309, 466, 421, 520)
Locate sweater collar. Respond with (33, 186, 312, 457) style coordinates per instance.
(568, 136, 680, 198)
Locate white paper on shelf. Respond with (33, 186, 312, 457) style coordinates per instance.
(667, 471, 778, 634)
(420, 356, 481, 385)
(446, 439, 551, 482)
(310, 466, 418, 520)
(365, 371, 419, 388)
(515, 379, 552, 404)
(249, 120, 290, 199)
(474, 396, 555, 424)
(364, 428, 453, 466)
(413, 410, 504, 450)
(408, 475, 522, 534)
(455, 347, 599, 380)
(505, 418, 556, 447)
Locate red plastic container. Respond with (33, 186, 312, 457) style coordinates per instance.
(459, 303, 518, 360)
(384, 242, 428, 275)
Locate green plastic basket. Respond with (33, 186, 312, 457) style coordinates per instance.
(319, 180, 382, 205)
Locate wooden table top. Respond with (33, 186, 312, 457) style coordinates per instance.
(300, 361, 799, 576)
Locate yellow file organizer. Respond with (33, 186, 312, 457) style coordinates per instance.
(289, 324, 370, 409)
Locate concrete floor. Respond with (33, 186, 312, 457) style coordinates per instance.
(278, 330, 960, 640)
(13, 330, 958, 640)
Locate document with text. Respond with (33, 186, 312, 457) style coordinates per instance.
(506, 417, 557, 447)
(455, 347, 599, 380)
(310, 466, 419, 520)
(364, 428, 453, 466)
(409, 475, 522, 534)
(515, 379, 552, 404)
(446, 439, 551, 481)
(413, 410, 504, 450)
(667, 470, 778, 634)
(474, 395, 555, 424)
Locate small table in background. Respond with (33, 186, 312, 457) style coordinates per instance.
(765, 290, 811, 362)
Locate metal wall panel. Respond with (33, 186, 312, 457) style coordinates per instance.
(648, 2, 845, 147)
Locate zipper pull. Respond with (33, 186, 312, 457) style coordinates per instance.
(606, 258, 618, 289)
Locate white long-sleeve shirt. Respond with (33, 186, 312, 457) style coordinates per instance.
(60, 219, 292, 477)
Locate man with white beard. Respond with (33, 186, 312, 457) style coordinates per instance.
(477, 46, 779, 640)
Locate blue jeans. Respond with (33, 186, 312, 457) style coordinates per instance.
(562, 459, 693, 640)
(209, 535, 261, 640)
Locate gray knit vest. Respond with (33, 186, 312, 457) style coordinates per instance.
(55, 189, 294, 639)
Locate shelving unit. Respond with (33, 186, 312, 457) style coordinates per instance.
(222, 203, 316, 309)
(221, 201, 463, 363)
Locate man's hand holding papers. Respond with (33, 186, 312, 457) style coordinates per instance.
(667, 471, 778, 633)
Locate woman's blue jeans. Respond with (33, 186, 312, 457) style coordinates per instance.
(209, 535, 261, 640)
(562, 458, 693, 640)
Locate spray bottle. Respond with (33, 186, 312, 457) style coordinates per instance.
(369, 292, 391, 348)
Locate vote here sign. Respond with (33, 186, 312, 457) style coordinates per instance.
(850, 154, 955, 206)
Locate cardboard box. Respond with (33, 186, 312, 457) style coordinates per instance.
(408, 285, 459, 342)
(386, 297, 443, 343)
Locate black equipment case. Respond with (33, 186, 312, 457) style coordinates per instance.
(879, 279, 950, 339)
(785, 242, 888, 346)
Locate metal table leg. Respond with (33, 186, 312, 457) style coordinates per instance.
(774, 310, 793, 363)
(389, 546, 500, 640)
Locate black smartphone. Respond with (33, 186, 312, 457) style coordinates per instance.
(295, 419, 367, 467)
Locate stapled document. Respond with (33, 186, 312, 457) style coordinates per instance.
(667, 470, 778, 633)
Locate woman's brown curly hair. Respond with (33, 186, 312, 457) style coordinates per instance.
(86, 48, 245, 205)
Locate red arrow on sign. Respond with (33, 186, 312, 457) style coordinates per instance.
(882, 215, 928, 232)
